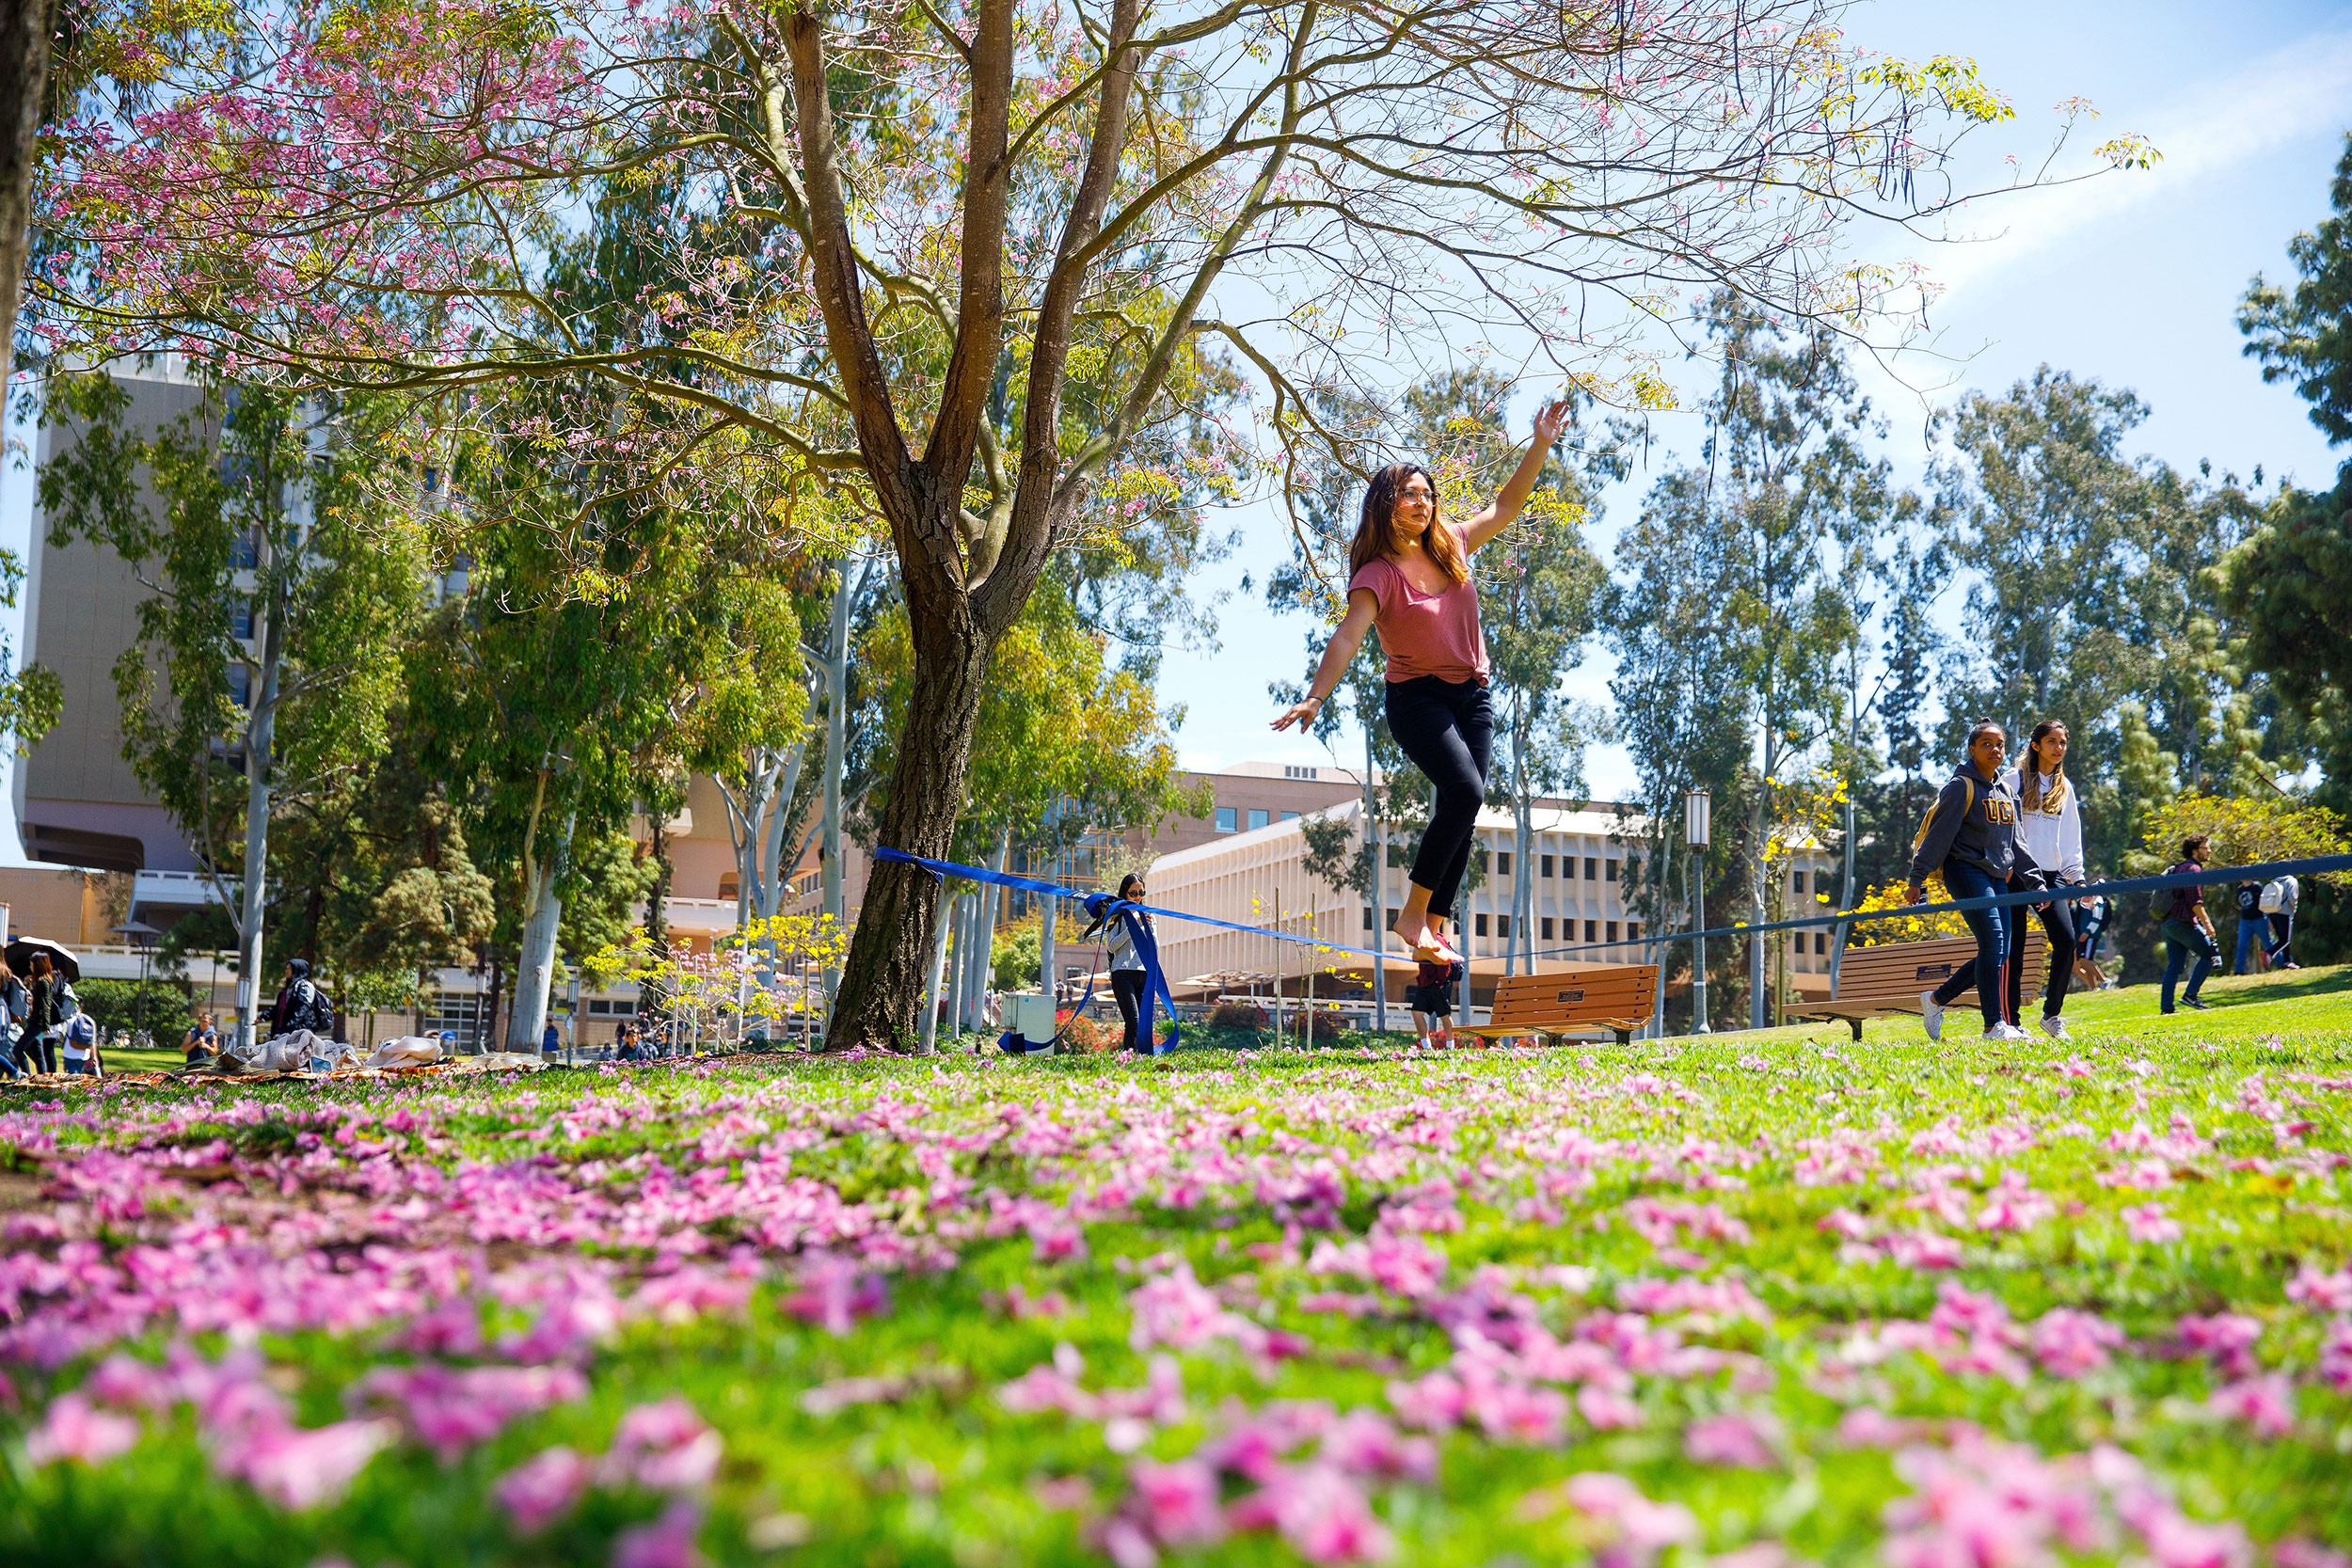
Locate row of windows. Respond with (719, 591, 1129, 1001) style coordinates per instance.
(1499, 852, 1635, 882)
(1793, 931, 1830, 956)
(1214, 806, 1300, 832)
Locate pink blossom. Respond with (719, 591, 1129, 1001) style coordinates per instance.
(780, 1255, 889, 1336)
(1320, 1410, 1437, 1483)
(2205, 1374, 2295, 1437)
(2030, 1309, 2123, 1378)
(1519, 1472, 1698, 1568)
(496, 1445, 593, 1533)
(611, 1497, 705, 1568)
(218, 1418, 397, 1511)
(2132, 1507, 2250, 1568)
(1683, 1410, 1780, 1467)
(2284, 1265, 2352, 1312)
(2176, 1313, 2263, 1377)
(1124, 1458, 1226, 1546)
(2121, 1202, 2183, 1243)
(2273, 1539, 2352, 1568)
(1234, 1463, 1394, 1565)
(605, 1398, 722, 1491)
(1577, 1383, 1644, 1430)
(1885, 1230, 1966, 1270)
(25, 1392, 141, 1466)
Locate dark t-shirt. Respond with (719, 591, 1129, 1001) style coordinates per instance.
(2233, 880, 2263, 916)
(2169, 863, 2205, 924)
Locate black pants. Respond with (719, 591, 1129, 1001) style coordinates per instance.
(1384, 675, 1492, 920)
(2267, 911, 2294, 966)
(1933, 871, 2074, 1025)
(22, 1030, 56, 1073)
(1111, 969, 1148, 1051)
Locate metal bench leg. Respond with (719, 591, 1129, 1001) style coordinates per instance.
(1848, 1017, 1863, 1043)
(1613, 1026, 1631, 1046)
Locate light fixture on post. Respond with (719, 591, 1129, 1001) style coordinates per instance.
(1685, 788, 1710, 1035)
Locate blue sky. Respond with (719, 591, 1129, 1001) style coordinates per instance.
(1151, 0, 2352, 798)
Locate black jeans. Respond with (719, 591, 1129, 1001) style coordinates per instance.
(1933, 873, 2075, 1026)
(22, 1030, 56, 1074)
(1111, 969, 1148, 1051)
(1384, 675, 1492, 921)
(2266, 911, 2294, 966)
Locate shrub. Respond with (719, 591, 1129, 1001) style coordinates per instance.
(1208, 998, 1267, 1030)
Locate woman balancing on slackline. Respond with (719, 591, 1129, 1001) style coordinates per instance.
(1272, 400, 1575, 964)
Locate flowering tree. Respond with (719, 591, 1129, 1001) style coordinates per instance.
(33, 0, 2152, 1047)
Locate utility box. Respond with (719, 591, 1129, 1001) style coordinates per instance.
(1007, 992, 1057, 1047)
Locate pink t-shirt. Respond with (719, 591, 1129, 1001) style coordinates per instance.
(1348, 535, 1488, 685)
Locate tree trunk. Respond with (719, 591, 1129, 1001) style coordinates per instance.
(0, 0, 57, 395)
(1364, 725, 1386, 1034)
(643, 802, 672, 1023)
(821, 610, 994, 1050)
(505, 810, 574, 1050)
(483, 956, 504, 1056)
(918, 886, 952, 1055)
(819, 562, 862, 999)
(1748, 788, 1768, 1030)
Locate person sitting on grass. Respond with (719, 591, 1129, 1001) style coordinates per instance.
(2160, 835, 2221, 1014)
(1905, 718, 2050, 1045)
(183, 1011, 219, 1065)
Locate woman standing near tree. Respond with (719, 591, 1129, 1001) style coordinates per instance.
(1083, 873, 1156, 1053)
(1273, 400, 1574, 963)
(2000, 720, 2084, 1040)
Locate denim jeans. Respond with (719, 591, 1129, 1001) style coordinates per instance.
(2233, 916, 2266, 975)
(1931, 860, 2010, 1032)
(2161, 919, 2217, 1011)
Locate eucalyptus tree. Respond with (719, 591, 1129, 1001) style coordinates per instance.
(40, 374, 430, 1044)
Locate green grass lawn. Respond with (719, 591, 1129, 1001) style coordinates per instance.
(7, 962, 2348, 1568)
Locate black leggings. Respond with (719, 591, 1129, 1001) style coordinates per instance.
(1934, 875, 2075, 1024)
(1384, 675, 1492, 920)
(1111, 969, 1148, 1051)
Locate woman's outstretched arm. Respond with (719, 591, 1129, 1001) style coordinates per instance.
(1272, 588, 1379, 732)
(1463, 399, 1574, 555)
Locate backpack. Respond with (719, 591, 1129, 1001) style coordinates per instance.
(1914, 776, 1976, 853)
(289, 978, 335, 1036)
(63, 1008, 98, 1052)
(2259, 879, 2289, 914)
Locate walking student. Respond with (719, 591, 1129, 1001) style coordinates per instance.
(2074, 893, 2113, 991)
(1904, 719, 2050, 1043)
(2000, 720, 2085, 1038)
(1273, 398, 1576, 963)
(2231, 878, 2269, 975)
(2159, 834, 2220, 1014)
(22, 951, 62, 1074)
(1084, 873, 1156, 1053)
(2261, 874, 2299, 970)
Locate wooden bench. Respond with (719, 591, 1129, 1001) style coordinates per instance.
(1786, 929, 2048, 1040)
(1454, 965, 1661, 1047)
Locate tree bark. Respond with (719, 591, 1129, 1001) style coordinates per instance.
(820, 607, 993, 1049)
(505, 810, 574, 1050)
(0, 0, 57, 395)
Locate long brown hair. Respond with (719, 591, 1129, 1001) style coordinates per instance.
(1347, 463, 1468, 587)
(2020, 720, 2070, 814)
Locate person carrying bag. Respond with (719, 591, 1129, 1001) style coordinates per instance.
(1904, 719, 2050, 1044)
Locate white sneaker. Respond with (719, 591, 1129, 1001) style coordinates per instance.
(1980, 1024, 2016, 1043)
(1920, 991, 1946, 1042)
(1994, 1022, 2031, 1042)
(2038, 1015, 2069, 1041)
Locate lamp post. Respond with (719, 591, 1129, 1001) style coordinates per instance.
(1685, 789, 1710, 1035)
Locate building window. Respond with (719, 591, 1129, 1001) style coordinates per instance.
(1606, 921, 1619, 942)
(1792, 933, 1805, 956)
(1497, 851, 1511, 876)
(228, 525, 259, 568)
(1605, 860, 1618, 883)
(227, 664, 251, 707)
(1283, 765, 1319, 780)
(1279, 810, 1299, 822)
(1248, 808, 1270, 831)
(1541, 917, 1554, 940)
(1628, 922, 1641, 942)
(1584, 920, 1597, 942)
(1541, 854, 1554, 878)
(1496, 914, 1511, 939)
(1626, 856, 1642, 883)
(1792, 868, 1806, 894)
(1816, 931, 1828, 955)
(1474, 913, 1488, 936)
(1216, 806, 1236, 832)
(1583, 857, 1597, 879)
(1362, 907, 1374, 930)
(226, 594, 252, 639)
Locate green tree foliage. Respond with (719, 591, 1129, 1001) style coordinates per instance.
(2240, 132, 2352, 446)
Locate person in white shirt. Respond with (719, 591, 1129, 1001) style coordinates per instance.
(2002, 719, 2086, 1040)
(2262, 874, 2299, 970)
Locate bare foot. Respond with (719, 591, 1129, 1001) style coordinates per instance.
(1392, 915, 1462, 963)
